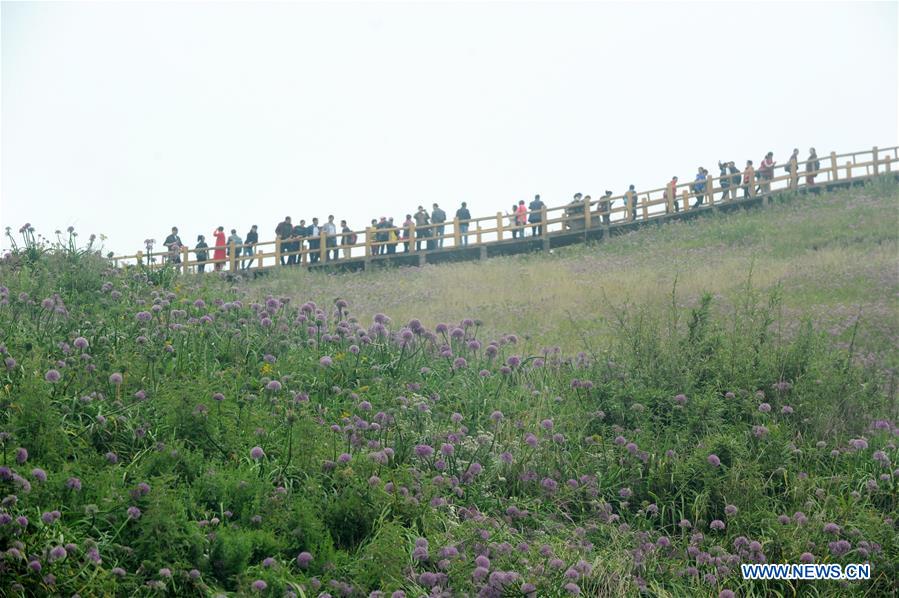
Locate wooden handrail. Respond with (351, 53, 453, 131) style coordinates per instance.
(111, 144, 897, 270)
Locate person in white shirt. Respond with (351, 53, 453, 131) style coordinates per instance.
(323, 215, 338, 260)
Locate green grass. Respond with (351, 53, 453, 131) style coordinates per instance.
(254, 181, 899, 373)
(0, 178, 896, 597)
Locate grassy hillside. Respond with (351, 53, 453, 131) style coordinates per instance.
(0, 179, 896, 597)
(252, 181, 899, 375)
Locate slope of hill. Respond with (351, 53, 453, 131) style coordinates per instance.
(255, 180, 899, 374)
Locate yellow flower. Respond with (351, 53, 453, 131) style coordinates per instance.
(334, 353, 346, 362)
(260, 363, 273, 375)
(340, 411, 351, 419)
(356, 385, 370, 393)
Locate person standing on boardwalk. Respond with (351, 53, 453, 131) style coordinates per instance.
(375, 217, 390, 255)
(243, 225, 258, 269)
(323, 215, 338, 260)
(456, 202, 471, 246)
(195, 235, 209, 273)
(516, 200, 528, 234)
(164, 227, 182, 264)
(276, 217, 292, 265)
(227, 229, 243, 264)
(742, 160, 754, 198)
(414, 206, 430, 251)
(599, 190, 613, 224)
(718, 162, 731, 201)
(402, 214, 414, 252)
(692, 168, 707, 208)
(308, 218, 321, 263)
(805, 148, 820, 185)
(212, 226, 226, 271)
(728, 162, 741, 199)
(340, 220, 355, 259)
(785, 148, 799, 178)
(431, 203, 447, 248)
(387, 217, 398, 254)
(528, 194, 545, 236)
(667, 177, 679, 213)
(758, 152, 776, 193)
(625, 186, 637, 221)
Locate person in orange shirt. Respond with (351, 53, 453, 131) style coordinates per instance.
(667, 176, 679, 213)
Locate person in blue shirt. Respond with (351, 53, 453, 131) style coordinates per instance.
(692, 167, 708, 208)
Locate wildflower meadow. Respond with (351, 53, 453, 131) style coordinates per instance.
(0, 184, 897, 597)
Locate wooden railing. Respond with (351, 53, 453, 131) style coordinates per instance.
(111, 145, 897, 272)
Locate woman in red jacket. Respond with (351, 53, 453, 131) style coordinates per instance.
(212, 226, 226, 271)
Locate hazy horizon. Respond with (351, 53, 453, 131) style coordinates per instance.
(2, 1, 897, 256)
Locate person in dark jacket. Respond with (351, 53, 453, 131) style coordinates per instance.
(194, 235, 209, 273)
(308, 218, 321, 263)
(431, 203, 447, 248)
(805, 148, 820, 185)
(243, 225, 258, 269)
(413, 206, 430, 251)
(456, 202, 471, 246)
(728, 162, 741, 199)
(599, 191, 613, 224)
(276, 217, 292, 265)
(528, 195, 545, 236)
(718, 161, 731, 201)
(340, 220, 356, 259)
(164, 227, 182, 264)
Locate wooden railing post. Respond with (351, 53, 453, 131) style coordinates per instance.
(365, 228, 372, 256)
(790, 158, 798, 190)
(136, 250, 144, 266)
(666, 185, 674, 214)
(181, 246, 189, 274)
(496, 212, 503, 241)
(583, 197, 591, 229)
(845, 161, 852, 180)
(229, 241, 237, 272)
(707, 175, 715, 207)
(320, 233, 327, 262)
(476, 224, 482, 244)
(275, 238, 281, 266)
(885, 155, 892, 173)
(681, 190, 690, 210)
(540, 206, 548, 237)
(257, 247, 263, 269)
(626, 191, 634, 222)
(747, 166, 756, 197)
(872, 146, 879, 175)
(453, 217, 461, 247)
(830, 151, 838, 181)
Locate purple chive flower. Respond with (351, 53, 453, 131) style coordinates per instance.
(74, 337, 89, 349)
(758, 402, 771, 413)
(250, 446, 265, 460)
(541, 419, 554, 430)
(674, 394, 688, 406)
(105, 452, 118, 464)
(49, 546, 67, 561)
(127, 506, 141, 519)
(265, 380, 282, 392)
(564, 582, 581, 595)
(490, 410, 504, 423)
(15, 447, 28, 464)
(719, 591, 735, 598)
(252, 580, 267, 591)
(45, 369, 61, 383)
(296, 551, 313, 568)
(136, 311, 153, 322)
(710, 519, 725, 531)
(28, 560, 42, 573)
(707, 454, 721, 467)
(823, 522, 840, 535)
(66, 477, 82, 491)
(799, 552, 815, 564)
(109, 373, 123, 385)
(781, 405, 794, 414)
(319, 356, 333, 367)
(414, 445, 434, 459)
(724, 504, 738, 516)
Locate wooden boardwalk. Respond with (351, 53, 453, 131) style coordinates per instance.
(112, 145, 897, 273)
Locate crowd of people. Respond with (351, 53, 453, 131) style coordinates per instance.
(156, 147, 821, 270)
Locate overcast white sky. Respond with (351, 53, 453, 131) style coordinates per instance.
(2, 1, 897, 255)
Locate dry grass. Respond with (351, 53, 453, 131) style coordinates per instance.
(253, 182, 899, 369)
